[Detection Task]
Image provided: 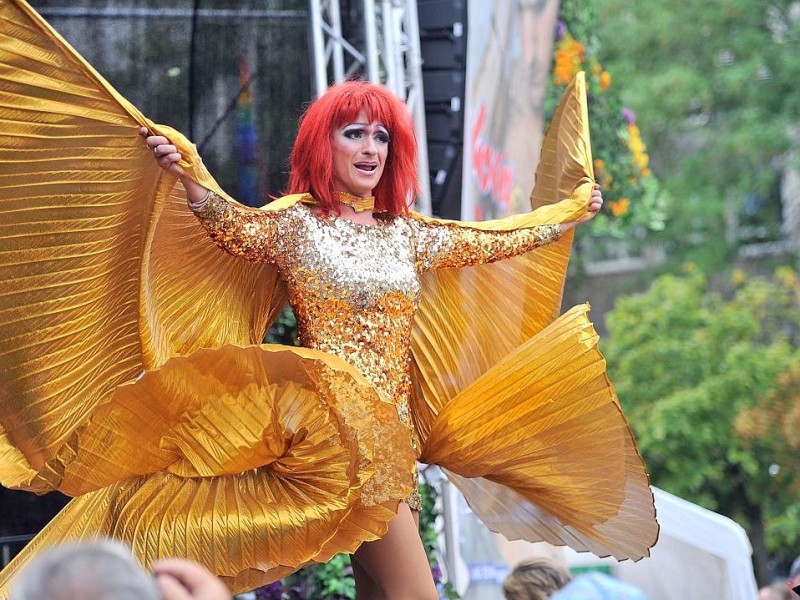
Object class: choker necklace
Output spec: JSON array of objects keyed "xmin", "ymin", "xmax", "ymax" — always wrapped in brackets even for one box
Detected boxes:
[{"xmin": 335, "ymin": 191, "xmax": 376, "ymax": 213}]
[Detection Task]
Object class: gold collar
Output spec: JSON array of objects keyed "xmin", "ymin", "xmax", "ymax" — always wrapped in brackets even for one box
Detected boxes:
[{"xmin": 335, "ymin": 191, "xmax": 376, "ymax": 213}]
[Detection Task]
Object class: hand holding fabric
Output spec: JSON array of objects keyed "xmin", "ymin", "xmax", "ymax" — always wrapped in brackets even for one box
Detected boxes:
[
  {"xmin": 154, "ymin": 558, "xmax": 232, "ymax": 600},
  {"xmin": 138, "ymin": 127, "xmax": 210, "ymax": 204},
  {"xmin": 562, "ymin": 183, "xmax": 603, "ymax": 232}
]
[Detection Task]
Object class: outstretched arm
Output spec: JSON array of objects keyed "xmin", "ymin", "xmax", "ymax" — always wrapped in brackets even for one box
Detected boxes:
[
  {"xmin": 139, "ymin": 128, "xmax": 283, "ymax": 264},
  {"xmin": 413, "ymin": 185, "xmax": 603, "ymax": 271}
]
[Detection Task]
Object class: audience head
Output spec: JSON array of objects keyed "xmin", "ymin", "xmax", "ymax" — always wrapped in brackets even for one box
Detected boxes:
[
  {"xmin": 788, "ymin": 555, "xmax": 800, "ymax": 596},
  {"xmin": 11, "ymin": 540, "xmax": 160, "ymax": 600},
  {"xmin": 759, "ymin": 582, "xmax": 795, "ymax": 600},
  {"xmin": 503, "ymin": 557, "xmax": 572, "ymax": 600}
]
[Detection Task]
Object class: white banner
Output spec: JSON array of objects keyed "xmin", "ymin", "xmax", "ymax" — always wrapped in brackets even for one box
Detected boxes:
[{"xmin": 461, "ymin": 0, "xmax": 559, "ymax": 220}]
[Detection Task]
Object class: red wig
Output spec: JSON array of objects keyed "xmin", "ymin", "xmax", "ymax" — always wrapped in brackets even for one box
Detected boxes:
[{"xmin": 286, "ymin": 81, "xmax": 419, "ymax": 216}]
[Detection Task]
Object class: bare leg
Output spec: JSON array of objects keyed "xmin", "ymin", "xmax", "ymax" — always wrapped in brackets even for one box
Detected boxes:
[
  {"xmin": 352, "ymin": 503, "xmax": 436, "ymax": 600},
  {"xmin": 352, "ymin": 510, "xmax": 422, "ymax": 599},
  {"xmin": 352, "ymin": 554, "xmax": 382, "ymax": 599}
]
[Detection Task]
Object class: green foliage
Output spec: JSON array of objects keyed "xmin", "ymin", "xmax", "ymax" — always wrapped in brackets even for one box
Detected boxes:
[
  {"xmin": 591, "ymin": 0, "xmax": 800, "ymax": 265},
  {"xmin": 419, "ymin": 479, "xmax": 461, "ymax": 599},
  {"xmin": 269, "ymin": 555, "xmax": 355, "ymax": 600},
  {"xmin": 419, "ymin": 481, "xmax": 441, "ymax": 559},
  {"xmin": 264, "ymin": 305, "xmax": 299, "ymax": 345},
  {"xmin": 547, "ymin": 0, "xmax": 670, "ymax": 238},
  {"xmin": 316, "ymin": 555, "xmax": 357, "ymax": 600},
  {"xmin": 604, "ymin": 266, "xmax": 800, "ymax": 558}
]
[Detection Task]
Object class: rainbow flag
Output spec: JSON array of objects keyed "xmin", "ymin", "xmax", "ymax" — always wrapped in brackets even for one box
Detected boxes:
[{"xmin": 236, "ymin": 58, "xmax": 259, "ymax": 206}]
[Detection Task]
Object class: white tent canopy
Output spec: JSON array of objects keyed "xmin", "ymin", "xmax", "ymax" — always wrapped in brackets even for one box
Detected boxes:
[
  {"xmin": 607, "ymin": 487, "xmax": 759, "ymax": 600},
  {"xmin": 444, "ymin": 483, "xmax": 759, "ymax": 600}
]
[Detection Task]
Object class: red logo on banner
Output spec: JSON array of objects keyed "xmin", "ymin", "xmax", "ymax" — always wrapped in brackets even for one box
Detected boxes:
[{"xmin": 471, "ymin": 103, "xmax": 514, "ymax": 212}]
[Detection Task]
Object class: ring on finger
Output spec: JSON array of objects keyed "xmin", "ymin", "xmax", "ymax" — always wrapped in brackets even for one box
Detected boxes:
[{"xmin": 152, "ymin": 144, "xmax": 161, "ymax": 157}]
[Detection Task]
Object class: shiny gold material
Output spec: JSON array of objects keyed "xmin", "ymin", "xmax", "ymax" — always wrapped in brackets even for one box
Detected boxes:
[
  {"xmin": 190, "ymin": 191, "xmax": 561, "ymax": 433},
  {"xmin": 191, "ymin": 192, "xmax": 561, "ymax": 511},
  {"xmin": 0, "ymin": 0, "xmax": 657, "ymax": 594},
  {"xmin": 335, "ymin": 191, "xmax": 377, "ymax": 212},
  {"xmin": 300, "ymin": 192, "xmax": 377, "ymax": 213}
]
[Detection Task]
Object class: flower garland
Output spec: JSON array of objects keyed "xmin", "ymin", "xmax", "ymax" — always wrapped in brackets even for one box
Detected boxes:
[
  {"xmin": 548, "ymin": 0, "xmax": 667, "ymax": 237},
  {"xmin": 553, "ymin": 33, "xmax": 585, "ymax": 86}
]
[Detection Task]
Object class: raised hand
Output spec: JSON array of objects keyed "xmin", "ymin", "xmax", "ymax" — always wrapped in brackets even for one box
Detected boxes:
[
  {"xmin": 587, "ymin": 183, "xmax": 603, "ymax": 216},
  {"xmin": 139, "ymin": 126, "xmax": 185, "ymax": 177},
  {"xmin": 152, "ymin": 558, "xmax": 231, "ymax": 600},
  {"xmin": 137, "ymin": 127, "xmax": 211, "ymax": 204},
  {"xmin": 560, "ymin": 183, "xmax": 604, "ymax": 232}
]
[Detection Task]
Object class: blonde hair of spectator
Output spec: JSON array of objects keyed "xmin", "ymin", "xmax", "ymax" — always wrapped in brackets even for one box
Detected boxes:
[{"xmin": 503, "ymin": 557, "xmax": 572, "ymax": 600}]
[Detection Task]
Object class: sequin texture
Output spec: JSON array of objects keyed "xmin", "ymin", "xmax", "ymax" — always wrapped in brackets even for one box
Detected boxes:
[{"xmin": 192, "ymin": 193, "xmax": 561, "ymax": 510}]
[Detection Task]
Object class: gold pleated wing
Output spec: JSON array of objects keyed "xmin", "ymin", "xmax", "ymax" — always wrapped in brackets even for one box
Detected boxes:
[
  {"xmin": 0, "ymin": 0, "xmax": 284, "ymax": 494},
  {"xmin": 0, "ymin": 344, "xmax": 414, "ymax": 592},
  {"xmin": 410, "ymin": 74, "xmax": 659, "ymax": 560},
  {"xmin": 410, "ymin": 74, "xmax": 591, "ymax": 437},
  {"xmin": 0, "ymin": 0, "xmax": 413, "ymax": 593},
  {"xmin": 420, "ymin": 306, "xmax": 658, "ymax": 560}
]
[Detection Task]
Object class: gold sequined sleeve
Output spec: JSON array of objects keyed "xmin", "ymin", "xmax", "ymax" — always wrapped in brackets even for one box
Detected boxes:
[
  {"xmin": 410, "ymin": 217, "xmax": 562, "ymax": 271},
  {"xmin": 190, "ymin": 190, "xmax": 285, "ymax": 264}
]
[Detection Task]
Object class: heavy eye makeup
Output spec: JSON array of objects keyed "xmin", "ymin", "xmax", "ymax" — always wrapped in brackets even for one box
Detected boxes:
[{"xmin": 342, "ymin": 125, "xmax": 390, "ymax": 144}]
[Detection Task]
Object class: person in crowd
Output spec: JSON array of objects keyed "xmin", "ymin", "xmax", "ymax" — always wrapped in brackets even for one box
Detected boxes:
[
  {"xmin": 787, "ymin": 555, "xmax": 800, "ymax": 597},
  {"xmin": 10, "ymin": 541, "xmax": 230, "ymax": 600},
  {"xmin": 759, "ymin": 582, "xmax": 795, "ymax": 600},
  {"xmin": 502, "ymin": 557, "xmax": 571, "ymax": 600}
]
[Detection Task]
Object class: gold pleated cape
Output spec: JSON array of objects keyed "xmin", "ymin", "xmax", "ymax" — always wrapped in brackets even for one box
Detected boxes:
[{"xmin": 0, "ymin": 0, "xmax": 657, "ymax": 594}]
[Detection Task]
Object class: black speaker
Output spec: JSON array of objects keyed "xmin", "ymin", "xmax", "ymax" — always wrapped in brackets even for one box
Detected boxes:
[{"xmin": 418, "ymin": 0, "xmax": 467, "ymax": 219}]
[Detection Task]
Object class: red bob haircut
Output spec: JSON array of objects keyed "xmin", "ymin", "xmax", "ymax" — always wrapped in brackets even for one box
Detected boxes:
[{"xmin": 286, "ymin": 80, "xmax": 419, "ymax": 216}]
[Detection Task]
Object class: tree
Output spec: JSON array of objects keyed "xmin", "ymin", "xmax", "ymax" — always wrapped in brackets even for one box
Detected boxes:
[
  {"xmin": 737, "ymin": 337, "xmax": 800, "ymax": 558},
  {"xmin": 592, "ymin": 0, "xmax": 800, "ymax": 267},
  {"xmin": 603, "ymin": 265, "xmax": 800, "ymax": 584}
]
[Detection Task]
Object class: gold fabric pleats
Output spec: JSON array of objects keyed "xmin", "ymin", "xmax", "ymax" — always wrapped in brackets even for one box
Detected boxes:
[
  {"xmin": 408, "ymin": 77, "xmax": 657, "ymax": 559},
  {"xmin": 0, "ymin": 0, "xmax": 658, "ymax": 595}
]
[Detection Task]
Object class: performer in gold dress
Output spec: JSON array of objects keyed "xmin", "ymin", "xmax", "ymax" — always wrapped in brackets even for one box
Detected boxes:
[{"xmin": 0, "ymin": 1, "xmax": 658, "ymax": 598}]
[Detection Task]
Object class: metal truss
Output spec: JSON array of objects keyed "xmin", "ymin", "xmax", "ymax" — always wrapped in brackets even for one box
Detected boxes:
[{"xmin": 309, "ymin": 0, "xmax": 432, "ymax": 214}]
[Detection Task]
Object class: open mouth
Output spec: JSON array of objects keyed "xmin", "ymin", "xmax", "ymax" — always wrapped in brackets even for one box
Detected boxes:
[{"xmin": 354, "ymin": 162, "xmax": 378, "ymax": 174}]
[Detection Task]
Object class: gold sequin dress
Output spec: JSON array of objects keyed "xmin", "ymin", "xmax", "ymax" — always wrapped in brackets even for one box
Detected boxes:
[
  {"xmin": 190, "ymin": 192, "xmax": 562, "ymax": 509},
  {"xmin": 0, "ymin": 1, "xmax": 658, "ymax": 595}
]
